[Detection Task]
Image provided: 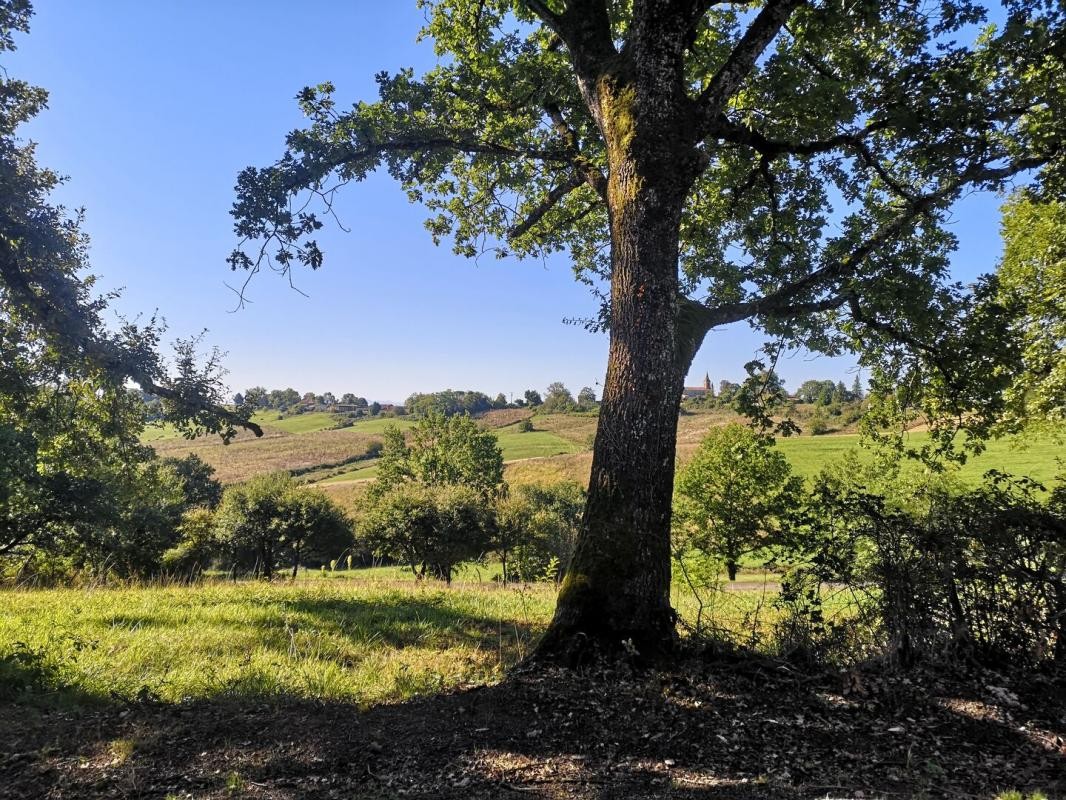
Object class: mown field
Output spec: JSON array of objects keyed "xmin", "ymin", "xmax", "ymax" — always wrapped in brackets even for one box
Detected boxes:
[
  {"xmin": 147, "ymin": 408, "xmax": 1063, "ymax": 496},
  {"xmin": 0, "ymin": 571, "xmax": 789, "ymax": 708}
]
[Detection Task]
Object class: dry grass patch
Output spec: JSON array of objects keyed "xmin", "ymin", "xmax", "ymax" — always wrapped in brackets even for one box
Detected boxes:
[{"xmin": 152, "ymin": 428, "xmax": 381, "ymax": 484}]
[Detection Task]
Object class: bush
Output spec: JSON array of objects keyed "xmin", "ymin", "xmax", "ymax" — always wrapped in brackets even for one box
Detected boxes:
[
  {"xmin": 778, "ymin": 468, "xmax": 1066, "ymax": 670},
  {"xmin": 517, "ymin": 418, "xmax": 534, "ymax": 433},
  {"xmin": 496, "ymin": 481, "xmax": 584, "ymax": 582},
  {"xmin": 214, "ymin": 474, "xmax": 353, "ymax": 580},
  {"xmin": 161, "ymin": 507, "xmax": 219, "ymax": 578},
  {"xmin": 358, "ymin": 483, "xmax": 495, "ymax": 582}
]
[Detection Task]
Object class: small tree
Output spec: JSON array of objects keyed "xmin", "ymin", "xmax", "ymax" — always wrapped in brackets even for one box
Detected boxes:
[
  {"xmin": 214, "ymin": 473, "xmax": 290, "ymax": 579},
  {"xmin": 244, "ymin": 387, "xmax": 268, "ymax": 408},
  {"xmin": 359, "ymin": 483, "xmax": 494, "ymax": 582},
  {"xmin": 523, "ymin": 389, "xmax": 542, "ymax": 408},
  {"xmin": 542, "ymin": 382, "xmax": 576, "ymax": 413},
  {"xmin": 376, "ymin": 412, "xmax": 504, "ymax": 497},
  {"xmin": 674, "ymin": 424, "xmax": 802, "ymax": 581},
  {"xmin": 214, "ymin": 473, "xmax": 352, "ymax": 579},
  {"xmin": 276, "ymin": 487, "xmax": 352, "ymax": 579},
  {"xmin": 497, "ymin": 482, "xmax": 585, "ymax": 582},
  {"xmin": 576, "ymin": 386, "xmax": 597, "ymax": 410}
]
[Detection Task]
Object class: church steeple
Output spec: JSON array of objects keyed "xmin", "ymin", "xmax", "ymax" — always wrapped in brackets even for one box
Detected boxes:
[{"xmin": 703, "ymin": 372, "xmax": 711, "ymax": 391}]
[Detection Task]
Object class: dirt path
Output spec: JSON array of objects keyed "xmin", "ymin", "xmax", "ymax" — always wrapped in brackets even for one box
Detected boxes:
[{"xmin": 3, "ymin": 660, "xmax": 1062, "ymax": 799}]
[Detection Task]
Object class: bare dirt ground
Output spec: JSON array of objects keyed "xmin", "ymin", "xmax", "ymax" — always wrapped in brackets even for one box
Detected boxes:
[{"xmin": 3, "ymin": 658, "xmax": 1063, "ymax": 799}]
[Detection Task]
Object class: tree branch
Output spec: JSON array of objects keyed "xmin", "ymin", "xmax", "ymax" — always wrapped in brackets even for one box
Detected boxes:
[
  {"xmin": 716, "ymin": 115, "xmax": 888, "ymax": 157},
  {"xmin": 507, "ymin": 171, "xmax": 585, "ymax": 240},
  {"xmin": 696, "ymin": 0, "xmax": 806, "ymax": 129},
  {"xmin": 684, "ymin": 155, "xmax": 1048, "ymax": 335},
  {"xmin": 543, "ymin": 101, "xmax": 609, "ymax": 201},
  {"xmin": 0, "ymin": 246, "xmax": 262, "ymax": 439}
]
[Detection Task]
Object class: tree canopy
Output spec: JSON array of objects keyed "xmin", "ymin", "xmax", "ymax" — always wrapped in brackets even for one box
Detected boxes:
[
  {"xmin": 996, "ymin": 194, "xmax": 1066, "ymax": 425},
  {"xmin": 232, "ymin": 1, "xmax": 1062, "ymax": 372},
  {"xmin": 230, "ymin": 0, "xmax": 1066, "ymax": 655}
]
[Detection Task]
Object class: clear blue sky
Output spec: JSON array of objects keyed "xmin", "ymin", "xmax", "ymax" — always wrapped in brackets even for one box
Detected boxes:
[{"xmin": 8, "ymin": 2, "xmax": 1009, "ymax": 403}]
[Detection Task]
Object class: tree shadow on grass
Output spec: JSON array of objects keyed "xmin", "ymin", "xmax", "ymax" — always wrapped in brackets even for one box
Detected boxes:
[
  {"xmin": 98, "ymin": 591, "xmax": 542, "ymax": 654},
  {"xmin": 2, "ymin": 655, "xmax": 1063, "ymax": 799}
]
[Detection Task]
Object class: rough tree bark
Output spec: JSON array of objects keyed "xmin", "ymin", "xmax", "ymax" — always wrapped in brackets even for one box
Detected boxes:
[{"xmin": 536, "ymin": 11, "xmax": 709, "ymax": 660}]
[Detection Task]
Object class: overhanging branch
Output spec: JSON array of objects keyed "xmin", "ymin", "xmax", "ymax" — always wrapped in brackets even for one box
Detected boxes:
[
  {"xmin": 696, "ymin": 0, "xmax": 806, "ymax": 131},
  {"xmin": 683, "ymin": 154, "xmax": 1049, "ymax": 337},
  {"xmin": 508, "ymin": 171, "xmax": 585, "ymax": 240},
  {"xmin": 0, "ymin": 245, "xmax": 262, "ymax": 439}
]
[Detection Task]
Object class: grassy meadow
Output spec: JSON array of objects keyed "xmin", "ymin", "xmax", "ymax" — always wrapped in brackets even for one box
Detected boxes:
[
  {"xmin": 0, "ymin": 567, "xmax": 801, "ymax": 708},
  {"xmin": 145, "ymin": 405, "xmax": 1062, "ymax": 496},
  {"xmin": 0, "ymin": 578, "xmax": 551, "ymax": 706}
]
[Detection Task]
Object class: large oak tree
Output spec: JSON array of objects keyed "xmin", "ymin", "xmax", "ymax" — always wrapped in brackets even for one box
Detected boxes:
[{"xmin": 231, "ymin": 1, "xmax": 1064, "ymax": 657}]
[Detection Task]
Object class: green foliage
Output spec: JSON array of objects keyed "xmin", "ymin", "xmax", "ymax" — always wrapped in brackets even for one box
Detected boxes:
[
  {"xmin": 162, "ymin": 453, "xmax": 222, "ymax": 510},
  {"xmin": 576, "ymin": 386, "xmax": 597, "ymax": 410},
  {"xmin": 405, "ymin": 389, "xmax": 491, "ymax": 418},
  {"xmin": 375, "ymin": 412, "xmax": 504, "ymax": 497},
  {"xmin": 213, "ymin": 473, "xmax": 353, "ymax": 579},
  {"xmin": 230, "ymin": 1, "xmax": 1064, "ymax": 387},
  {"xmin": 779, "ymin": 460, "xmax": 1066, "ymax": 669},
  {"xmin": 496, "ymin": 481, "xmax": 585, "ymax": 582},
  {"xmin": 540, "ymin": 382, "xmax": 576, "ymax": 413},
  {"xmin": 358, "ymin": 483, "xmax": 495, "ymax": 582},
  {"xmin": 674, "ymin": 424, "xmax": 803, "ymax": 580},
  {"xmin": 161, "ymin": 507, "xmax": 220, "ymax": 577},
  {"xmin": 0, "ymin": 5, "xmax": 255, "ymax": 440},
  {"xmin": 996, "ymin": 194, "xmax": 1066, "ymax": 425}
]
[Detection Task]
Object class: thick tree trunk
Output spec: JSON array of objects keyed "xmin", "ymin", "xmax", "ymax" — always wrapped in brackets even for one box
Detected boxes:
[
  {"xmin": 534, "ymin": 17, "xmax": 708, "ymax": 662},
  {"xmin": 538, "ymin": 153, "xmax": 702, "ymax": 660}
]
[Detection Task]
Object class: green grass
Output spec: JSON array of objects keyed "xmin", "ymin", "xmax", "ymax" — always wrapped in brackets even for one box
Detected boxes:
[
  {"xmin": 348, "ymin": 417, "xmax": 417, "ymax": 434},
  {"xmin": 139, "ymin": 423, "xmax": 184, "ymax": 442},
  {"xmin": 320, "ymin": 464, "xmax": 380, "ymax": 483},
  {"xmin": 250, "ymin": 411, "xmax": 341, "ymax": 434},
  {"xmin": 775, "ymin": 429, "xmax": 1064, "ymax": 488},
  {"xmin": 495, "ymin": 427, "xmax": 583, "ymax": 460},
  {"xmin": 0, "ymin": 565, "xmax": 792, "ymax": 707},
  {"xmin": 320, "ymin": 425, "xmax": 581, "ymax": 484},
  {"xmin": 0, "ymin": 579, "xmax": 555, "ymax": 707}
]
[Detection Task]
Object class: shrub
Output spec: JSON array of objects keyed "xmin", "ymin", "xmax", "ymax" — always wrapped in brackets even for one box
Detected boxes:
[
  {"xmin": 358, "ymin": 483, "xmax": 495, "ymax": 582},
  {"xmin": 517, "ymin": 418, "xmax": 534, "ymax": 433},
  {"xmin": 496, "ymin": 481, "xmax": 585, "ymax": 582},
  {"xmin": 779, "ymin": 468, "xmax": 1066, "ymax": 669},
  {"xmin": 161, "ymin": 507, "xmax": 219, "ymax": 578}
]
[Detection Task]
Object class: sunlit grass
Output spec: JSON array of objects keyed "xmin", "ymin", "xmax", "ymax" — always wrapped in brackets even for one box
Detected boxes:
[
  {"xmin": 320, "ymin": 427, "xmax": 580, "ymax": 484},
  {"xmin": 0, "ymin": 565, "xmax": 800, "ymax": 707},
  {"xmin": 250, "ymin": 411, "xmax": 341, "ymax": 434},
  {"xmin": 775, "ymin": 429, "xmax": 1064, "ymax": 487},
  {"xmin": 0, "ymin": 578, "xmax": 555, "ymax": 707}
]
